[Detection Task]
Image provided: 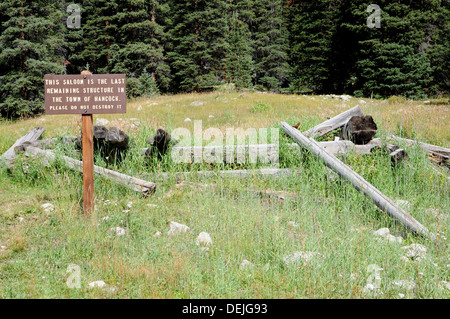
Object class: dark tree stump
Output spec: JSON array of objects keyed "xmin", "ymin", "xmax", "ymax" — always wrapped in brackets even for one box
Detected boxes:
[
  {"xmin": 146, "ymin": 128, "xmax": 171, "ymax": 160},
  {"xmin": 340, "ymin": 115, "xmax": 377, "ymax": 145}
]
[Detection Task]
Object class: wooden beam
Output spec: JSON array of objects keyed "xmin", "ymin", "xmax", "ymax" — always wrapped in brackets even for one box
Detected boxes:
[
  {"xmin": 23, "ymin": 146, "xmax": 156, "ymax": 197},
  {"xmin": 281, "ymin": 121, "xmax": 435, "ymax": 240},
  {"xmin": 82, "ymin": 114, "xmax": 94, "ymax": 215},
  {"xmin": 1, "ymin": 127, "xmax": 45, "ymax": 163},
  {"xmin": 303, "ymin": 105, "xmax": 364, "ymax": 138}
]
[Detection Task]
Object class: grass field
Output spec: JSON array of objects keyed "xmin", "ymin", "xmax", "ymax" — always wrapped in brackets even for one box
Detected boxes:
[{"xmin": 0, "ymin": 92, "xmax": 448, "ymax": 298}]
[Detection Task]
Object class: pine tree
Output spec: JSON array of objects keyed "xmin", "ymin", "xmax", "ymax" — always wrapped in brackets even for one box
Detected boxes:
[
  {"xmin": 0, "ymin": 0, "xmax": 65, "ymax": 118},
  {"xmin": 167, "ymin": 0, "xmax": 230, "ymax": 92},
  {"xmin": 107, "ymin": 0, "xmax": 171, "ymax": 93},
  {"xmin": 225, "ymin": 10, "xmax": 254, "ymax": 89},
  {"xmin": 338, "ymin": 0, "xmax": 438, "ymax": 98},
  {"xmin": 286, "ymin": 0, "xmax": 339, "ymax": 94},
  {"xmin": 65, "ymin": 0, "xmax": 119, "ymax": 75},
  {"xmin": 251, "ymin": 0, "xmax": 290, "ymax": 91}
]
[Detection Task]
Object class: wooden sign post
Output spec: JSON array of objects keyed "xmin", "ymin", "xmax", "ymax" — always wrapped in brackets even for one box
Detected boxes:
[{"xmin": 44, "ymin": 71, "xmax": 126, "ymax": 215}]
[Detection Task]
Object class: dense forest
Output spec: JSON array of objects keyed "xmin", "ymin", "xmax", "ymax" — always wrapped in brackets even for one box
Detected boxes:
[{"xmin": 0, "ymin": 0, "xmax": 449, "ymax": 118}]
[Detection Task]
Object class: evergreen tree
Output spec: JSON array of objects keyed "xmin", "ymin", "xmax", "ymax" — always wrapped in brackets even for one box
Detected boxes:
[
  {"xmin": 226, "ymin": 10, "xmax": 254, "ymax": 89},
  {"xmin": 0, "ymin": 0, "xmax": 65, "ymax": 118},
  {"xmin": 167, "ymin": 0, "xmax": 230, "ymax": 92},
  {"xmin": 338, "ymin": 0, "xmax": 438, "ymax": 98},
  {"xmin": 107, "ymin": 0, "xmax": 171, "ymax": 93},
  {"xmin": 286, "ymin": 0, "xmax": 339, "ymax": 94}
]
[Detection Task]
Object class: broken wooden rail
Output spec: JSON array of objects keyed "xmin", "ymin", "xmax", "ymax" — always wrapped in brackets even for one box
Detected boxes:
[
  {"xmin": 23, "ymin": 146, "xmax": 156, "ymax": 196},
  {"xmin": 303, "ymin": 105, "xmax": 364, "ymax": 138},
  {"xmin": 281, "ymin": 121, "xmax": 435, "ymax": 240},
  {"xmin": 142, "ymin": 138, "xmax": 406, "ymax": 164},
  {"xmin": 1, "ymin": 127, "xmax": 45, "ymax": 166}
]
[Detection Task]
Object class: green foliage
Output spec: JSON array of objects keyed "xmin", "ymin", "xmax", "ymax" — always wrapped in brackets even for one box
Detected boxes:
[{"xmin": 0, "ymin": 0, "xmax": 449, "ymax": 119}]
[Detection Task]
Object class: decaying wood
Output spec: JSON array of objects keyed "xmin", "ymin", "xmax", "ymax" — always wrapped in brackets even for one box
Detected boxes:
[
  {"xmin": 340, "ymin": 115, "xmax": 377, "ymax": 144},
  {"xmin": 281, "ymin": 121, "xmax": 435, "ymax": 240},
  {"xmin": 303, "ymin": 105, "xmax": 364, "ymax": 138},
  {"xmin": 23, "ymin": 146, "xmax": 156, "ymax": 196},
  {"xmin": 142, "ymin": 138, "xmax": 406, "ymax": 164},
  {"xmin": 75, "ymin": 125, "xmax": 129, "ymax": 150},
  {"xmin": 388, "ymin": 135, "xmax": 449, "ymax": 167},
  {"xmin": 175, "ymin": 181, "xmax": 301, "ymax": 203},
  {"xmin": 1, "ymin": 127, "xmax": 45, "ymax": 163}
]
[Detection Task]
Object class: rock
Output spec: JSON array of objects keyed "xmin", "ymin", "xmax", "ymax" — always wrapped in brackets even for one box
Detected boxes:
[
  {"xmin": 108, "ymin": 227, "xmax": 126, "ymax": 237},
  {"xmin": 208, "ymin": 115, "xmax": 214, "ymax": 118},
  {"xmin": 392, "ymin": 280, "xmax": 416, "ymax": 292},
  {"xmin": 41, "ymin": 203, "xmax": 55, "ymax": 213},
  {"xmin": 106, "ymin": 127, "xmax": 129, "ymax": 149},
  {"xmin": 283, "ymin": 251, "xmax": 324, "ymax": 266},
  {"xmin": 154, "ymin": 231, "xmax": 162, "ymax": 237},
  {"xmin": 137, "ymin": 105, "xmax": 142, "ymax": 111},
  {"xmin": 287, "ymin": 221, "xmax": 299, "ymax": 229},
  {"xmin": 374, "ymin": 228, "xmax": 402, "ymax": 243},
  {"xmin": 167, "ymin": 221, "xmax": 190, "ymax": 236},
  {"xmin": 88, "ymin": 280, "xmax": 118, "ymax": 293},
  {"xmin": 196, "ymin": 232, "xmax": 212, "ymax": 251},
  {"xmin": 95, "ymin": 118, "xmax": 110, "ymax": 126},
  {"xmin": 439, "ymin": 281, "xmax": 450, "ymax": 291},
  {"xmin": 240, "ymin": 259, "xmax": 254, "ymax": 270},
  {"xmin": 184, "ymin": 118, "xmax": 192, "ymax": 122},
  {"xmin": 401, "ymin": 243, "xmax": 427, "ymax": 261},
  {"xmin": 88, "ymin": 280, "xmax": 107, "ymax": 289},
  {"xmin": 93, "ymin": 125, "xmax": 108, "ymax": 140},
  {"xmin": 374, "ymin": 228, "xmax": 390, "ymax": 237},
  {"xmin": 190, "ymin": 101, "xmax": 205, "ymax": 106}
]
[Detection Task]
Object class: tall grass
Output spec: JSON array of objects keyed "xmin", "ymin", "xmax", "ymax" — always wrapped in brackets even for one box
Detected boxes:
[{"xmin": 0, "ymin": 92, "xmax": 448, "ymax": 298}]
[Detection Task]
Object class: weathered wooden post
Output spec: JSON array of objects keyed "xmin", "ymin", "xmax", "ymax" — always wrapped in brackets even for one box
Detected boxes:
[
  {"xmin": 81, "ymin": 69, "xmax": 94, "ymax": 215},
  {"xmin": 44, "ymin": 71, "xmax": 126, "ymax": 216}
]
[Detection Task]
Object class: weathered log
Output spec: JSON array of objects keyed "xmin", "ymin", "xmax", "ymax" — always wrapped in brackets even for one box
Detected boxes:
[
  {"xmin": 339, "ymin": 115, "xmax": 377, "ymax": 144},
  {"xmin": 303, "ymin": 105, "xmax": 364, "ymax": 138},
  {"xmin": 1, "ymin": 127, "xmax": 45, "ymax": 162},
  {"xmin": 141, "ymin": 139, "xmax": 406, "ymax": 164},
  {"xmin": 23, "ymin": 146, "xmax": 156, "ymax": 196},
  {"xmin": 388, "ymin": 135, "xmax": 448, "ymax": 167},
  {"xmin": 281, "ymin": 121, "xmax": 435, "ymax": 240},
  {"xmin": 388, "ymin": 135, "xmax": 449, "ymax": 158}
]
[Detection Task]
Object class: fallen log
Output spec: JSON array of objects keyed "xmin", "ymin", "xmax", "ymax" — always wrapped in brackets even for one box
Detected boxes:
[
  {"xmin": 1, "ymin": 127, "xmax": 45, "ymax": 163},
  {"xmin": 23, "ymin": 146, "xmax": 156, "ymax": 196},
  {"xmin": 281, "ymin": 121, "xmax": 435, "ymax": 240},
  {"xmin": 388, "ymin": 135, "xmax": 449, "ymax": 167},
  {"xmin": 303, "ymin": 105, "xmax": 364, "ymax": 138},
  {"xmin": 142, "ymin": 139, "xmax": 406, "ymax": 164},
  {"xmin": 175, "ymin": 181, "xmax": 301, "ymax": 203}
]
